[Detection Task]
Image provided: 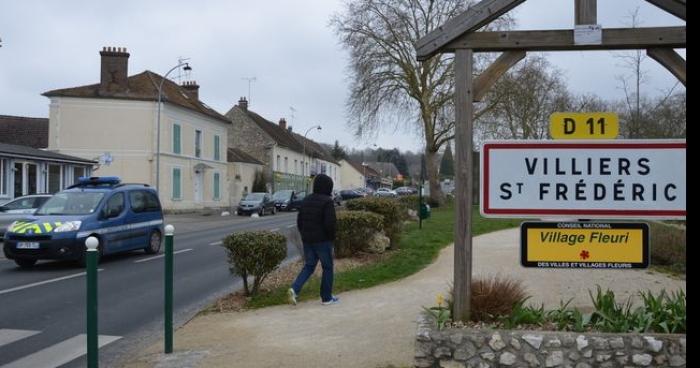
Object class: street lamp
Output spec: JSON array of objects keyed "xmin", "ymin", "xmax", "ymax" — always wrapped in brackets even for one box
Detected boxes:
[
  {"xmin": 302, "ymin": 125, "xmax": 322, "ymax": 177},
  {"xmin": 156, "ymin": 60, "xmax": 192, "ymax": 194}
]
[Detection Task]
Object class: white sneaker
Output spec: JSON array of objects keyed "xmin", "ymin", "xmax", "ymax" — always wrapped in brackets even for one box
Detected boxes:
[
  {"xmin": 321, "ymin": 296, "xmax": 339, "ymax": 305},
  {"xmin": 288, "ymin": 288, "xmax": 297, "ymax": 305}
]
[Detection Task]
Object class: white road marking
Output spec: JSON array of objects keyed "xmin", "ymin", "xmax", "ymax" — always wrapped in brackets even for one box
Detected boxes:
[
  {"xmin": 270, "ymin": 228, "xmax": 279, "ymax": 232},
  {"xmin": 134, "ymin": 248, "xmax": 193, "ymax": 263},
  {"xmin": 0, "ymin": 329, "xmax": 40, "ymax": 348},
  {"xmin": 0, "ymin": 270, "xmax": 104, "ymax": 296},
  {"xmin": 208, "ymin": 241, "xmax": 223, "ymax": 246},
  {"xmin": 0, "ymin": 334, "xmax": 121, "ymax": 368},
  {"xmin": 286, "ymin": 225, "xmax": 295, "ymax": 228}
]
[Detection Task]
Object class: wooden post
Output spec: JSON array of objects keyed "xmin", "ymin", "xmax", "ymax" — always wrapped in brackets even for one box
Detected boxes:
[
  {"xmin": 453, "ymin": 49, "xmax": 474, "ymax": 322},
  {"xmin": 647, "ymin": 48, "xmax": 686, "ymax": 86},
  {"xmin": 575, "ymin": 0, "xmax": 597, "ymax": 25}
]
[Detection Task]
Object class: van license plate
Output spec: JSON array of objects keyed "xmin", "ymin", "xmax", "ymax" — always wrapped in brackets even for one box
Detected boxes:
[{"xmin": 17, "ymin": 242, "xmax": 40, "ymax": 249}]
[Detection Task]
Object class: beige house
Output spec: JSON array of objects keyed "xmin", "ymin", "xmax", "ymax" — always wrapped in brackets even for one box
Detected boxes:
[
  {"xmin": 227, "ymin": 147, "xmax": 264, "ymax": 206},
  {"xmin": 339, "ymin": 159, "xmax": 366, "ymax": 190},
  {"xmin": 43, "ymin": 47, "xmax": 230, "ymax": 211}
]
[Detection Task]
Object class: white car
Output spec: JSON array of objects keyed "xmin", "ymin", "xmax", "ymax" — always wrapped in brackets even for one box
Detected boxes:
[
  {"xmin": 0, "ymin": 194, "xmax": 52, "ymax": 214},
  {"xmin": 374, "ymin": 188, "xmax": 397, "ymax": 198}
]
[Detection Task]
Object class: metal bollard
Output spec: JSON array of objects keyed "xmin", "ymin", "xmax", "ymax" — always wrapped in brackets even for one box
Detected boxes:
[
  {"xmin": 85, "ymin": 236, "xmax": 99, "ymax": 368},
  {"xmin": 164, "ymin": 224, "xmax": 174, "ymax": 354}
]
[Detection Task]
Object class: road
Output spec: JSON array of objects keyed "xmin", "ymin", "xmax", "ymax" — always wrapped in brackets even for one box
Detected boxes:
[{"xmin": 0, "ymin": 211, "xmax": 299, "ymax": 368}]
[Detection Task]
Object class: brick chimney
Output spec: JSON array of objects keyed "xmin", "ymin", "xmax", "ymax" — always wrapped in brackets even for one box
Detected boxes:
[
  {"xmin": 99, "ymin": 46, "xmax": 129, "ymax": 92},
  {"xmin": 279, "ymin": 118, "xmax": 287, "ymax": 130},
  {"xmin": 238, "ymin": 97, "xmax": 248, "ymax": 112},
  {"xmin": 181, "ymin": 80, "xmax": 200, "ymax": 100}
]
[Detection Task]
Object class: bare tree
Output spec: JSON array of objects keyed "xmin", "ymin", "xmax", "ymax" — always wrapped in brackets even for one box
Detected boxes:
[
  {"xmin": 476, "ymin": 56, "xmax": 571, "ymax": 142},
  {"xmin": 331, "ymin": 0, "xmax": 509, "ymax": 205}
]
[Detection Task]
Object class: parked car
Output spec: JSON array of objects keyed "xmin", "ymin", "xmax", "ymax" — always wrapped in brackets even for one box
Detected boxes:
[
  {"xmin": 0, "ymin": 194, "xmax": 53, "ymax": 214},
  {"xmin": 395, "ymin": 186, "xmax": 417, "ymax": 196},
  {"xmin": 0, "ymin": 194, "xmax": 53, "ymax": 242},
  {"xmin": 288, "ymin": 191, "xmax": 307, "ymax": 211},
  {"xmin": 339, "ymin": 189, "xmax": 364, "ymax": 201},
  {"xmin": 374, "ymin": 188, "xmax": 397, "ymax": 198},
  {"xmin": 3, "ymin": 176, "xmax": 164, "ymax": 268},
  {"xmin": 237, "ymin": 192, "xmax": 276, "ymax": 216},
  {"xmin": 272, "ymin": 189, "xmax": 296, "ymax": 211},
  {"xmin": 332, "ymin": 191, "xmax": 343, "ymax": 206}
]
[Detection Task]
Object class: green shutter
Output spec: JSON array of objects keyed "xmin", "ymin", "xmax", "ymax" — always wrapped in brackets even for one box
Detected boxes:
[
  {"xmin": 213, "ymin": 172, "xmax": 220, "ymax": 200},
  {"xmin": 214, "ymin": 135, "xmax": 220, "ymax": 161},
  {"xmin": 173, "ymin": 124, "xmax": 181, "ymax": 154},
  {"xmin": 172, "ymin": 168, "xmax": 181, "ymax": 199}
]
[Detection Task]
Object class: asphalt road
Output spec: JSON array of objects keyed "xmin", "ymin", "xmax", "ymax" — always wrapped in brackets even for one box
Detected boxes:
[{"xmin": 0, "ymin": 211, "xmax": 299, "ymax": 367}]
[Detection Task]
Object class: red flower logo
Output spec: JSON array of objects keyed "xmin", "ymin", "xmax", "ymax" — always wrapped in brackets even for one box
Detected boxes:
[{"xmin": 580, "ymin": 250, "xmax": 590, "ymax": 260}]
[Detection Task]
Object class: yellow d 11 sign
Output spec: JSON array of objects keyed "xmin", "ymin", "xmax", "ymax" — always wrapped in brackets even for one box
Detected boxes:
[
  {"xmin": 520, "ymin": 222, "xmax": 649, "ymax": 269},
  {"xmin": 550, "ymin": 112, "xmax": 619, "ymax": 139}
]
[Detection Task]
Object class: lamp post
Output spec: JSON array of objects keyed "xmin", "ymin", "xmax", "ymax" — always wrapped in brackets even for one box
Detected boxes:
[
  {"xmin": 156, "ymin": 60, "xmax": 192, "ymax": 194},
  {"xmin": 302, "ymin": 125, "xmax": 322, "ymax": 177}
]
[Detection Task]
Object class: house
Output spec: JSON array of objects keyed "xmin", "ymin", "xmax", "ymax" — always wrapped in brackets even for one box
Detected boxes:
[
  {"xmin": 227, "ymin": 147, "xmax": 264, "ymax": 206},
  {"xmin": 0, "ymin": 115, "xmax": 49, "ymax": 149},
  {"xmin": 364, "ymin": 161, "xmax": 399, "ymax": 188},
  {"xmin": 339, "ymin": 159, "xmax": 366, "ymax": 190},
  {"xmin": 42, "ymin": 47, "xmax": 230, "ymax": 211},
  {"xmin": 226, "ymin": 98, "xmax": 341, "ymax": 193},
  {"xmin": 0, "ymin": 141, "xmax": 95, "ymax": 202}
]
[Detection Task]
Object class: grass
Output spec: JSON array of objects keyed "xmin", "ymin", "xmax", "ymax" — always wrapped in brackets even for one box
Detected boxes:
[{"xmin": 246, "ymin": 205, "xmax": 522, "ymax": 309}]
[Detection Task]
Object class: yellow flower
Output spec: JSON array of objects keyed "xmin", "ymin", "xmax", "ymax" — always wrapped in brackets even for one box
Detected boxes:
[{"xmin": 436, "ymin": 293, "xmax": 445, "ymax": 307}]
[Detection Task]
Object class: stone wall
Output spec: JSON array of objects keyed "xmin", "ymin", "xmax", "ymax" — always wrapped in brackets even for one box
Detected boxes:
[{"xmin": 415, "ymin": 313, "xmax": 686, "ymax": 368}]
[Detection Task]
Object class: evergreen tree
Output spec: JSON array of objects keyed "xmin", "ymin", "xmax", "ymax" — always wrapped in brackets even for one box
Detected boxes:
[
  {"xmin": 331, "ymin": 140, "xmax": 347, "ymax": 161},
  {"xmin": 439, "ymin": 142, "xmax": 454, "ymax": 179},
  {"xmin": 252, "ymin": 170, "xmax": 267, "ymax": 192}
]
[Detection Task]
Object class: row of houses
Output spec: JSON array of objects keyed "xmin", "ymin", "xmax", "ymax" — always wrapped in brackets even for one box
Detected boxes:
[{"xmin": 0, "ymin": 47, "xmax": 392, "ymax": 210}]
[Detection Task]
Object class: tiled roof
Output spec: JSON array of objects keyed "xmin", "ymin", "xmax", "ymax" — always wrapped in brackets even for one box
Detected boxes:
[
  {"xmin": 291, "ymin": 133, "xmax": 338, "ymax": 165},
  {"xmin": 343, "ymin": 159, "xmax": 379, "ymax": 177},
  {"xmin": 43, "ymin": 71, "xmax": 229, "ymax": 123},
  {"xmin": 237, "ymin": 108, "xmax": 304, "ymax": 152},
  {"xmin": 0, "ymin": 115, "xmax": 49, "ymax": 148},
  {"xmin": 227, "ymin": 148, "xmax": 264, "ymax": 165},
  {"xmin": 365, "ymin": 161, "xmax": 400, "ymax": 177},
  {"xmin": 0, "ymin": 142, "xmax": 95, "ymax": 164}
]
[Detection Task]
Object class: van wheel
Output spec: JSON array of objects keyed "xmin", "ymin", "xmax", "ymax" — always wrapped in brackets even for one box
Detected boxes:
[
  {"xmin": 144, "ymin": 231, "xmax": 162, "ymax": 254},
  {"xmin": 15, "ymin": 258, "xmax": 37, "ymax": 268}
]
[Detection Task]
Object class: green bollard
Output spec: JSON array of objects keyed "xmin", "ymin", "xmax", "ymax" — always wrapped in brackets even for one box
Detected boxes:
[
  {"xmin": 85, "ymin": 236, "xmax": 99, "ymax": 368},
  {"xmin": 164, "ymin": 224, "xmax": 174, "ymax": 354}
]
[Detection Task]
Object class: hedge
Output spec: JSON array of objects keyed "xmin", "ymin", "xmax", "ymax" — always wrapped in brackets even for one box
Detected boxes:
[
  {"xmin": 345, "ymin": 197, "xmax": 404, "ymax": 248},
  {"xmin": 221, "ymin": 231, "xmax": 287, "ymax": 296},
  {"xmin": 335, "ymin": 210, "xmax": 384, "ymax": 258}
]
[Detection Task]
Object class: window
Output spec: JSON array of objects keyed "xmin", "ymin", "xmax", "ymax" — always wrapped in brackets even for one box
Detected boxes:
[
  {"xmin": 172, "ymin": 168, "xmax": 182, "ymax": 199},
  {"xmin": 48, "ymin": 164, "xmax": 62, "ymax": 193},
  {"xmin": 214, "ymin": 135, "xmax": 220, "ymax": 161},
  {"xmin": 195, "ymin": 130, "xmax": 202, "ymax": 158},
  {"xmin": 284, "ymin": 157, "xmax": 288, "ymax": 173},
  {"xmin": 213, "ymin": 172, "xmax": 220, "ymax": 200},
  {"xmin": 276, "ymin": 155, "xmax": 281, "ymax": 171},
  {"xmin": 130, "ymin": 190, "xmax": 161, "ymax": 213},
  {"xmin": 73, "ymin": 166, "xmax": 85, "ymax": 184},
  {"xmin": 0, "ymin": 159, "xmax": 7, "ymax": 195},
  {"xmin": 104, "ymin": 193, "xmax": 125, "ymax": 217},
  {"xmin": 294, "ymin": 160, "xmax": 298, "ymax": 175},
  {"xmin": 173, "ymin": 124, "xmax": 181, "ymax": 154},
  {"xmin": 26, "ymin": 163, "xmax": 38, "ymax": 195}
]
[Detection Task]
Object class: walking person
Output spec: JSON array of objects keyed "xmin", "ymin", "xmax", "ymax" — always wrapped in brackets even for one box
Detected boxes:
[{"xmin": 288, "ymin": 174, "xmax": 339, "ymax": 305}]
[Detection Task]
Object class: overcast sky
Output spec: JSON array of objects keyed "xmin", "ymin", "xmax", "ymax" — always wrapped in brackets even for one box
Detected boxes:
[{"xmin": 0, "ymin": 0, "xmax": 685, "ymax": 153}]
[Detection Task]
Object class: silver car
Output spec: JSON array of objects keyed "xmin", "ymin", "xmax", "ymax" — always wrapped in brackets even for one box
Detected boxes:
[
  {"xmin": 0, "ymin": 194, "xmax": 53, "ymax": 241},
  {"xmin": 374, "ymin": 188, "xmax": 397, "ymax": 198}
]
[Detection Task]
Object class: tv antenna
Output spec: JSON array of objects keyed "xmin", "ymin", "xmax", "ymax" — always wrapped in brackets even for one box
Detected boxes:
[
  {"xmin": 242, "ymin": 76, "xmax": 257, "ymax": 104},
  {"xmin": 174, "ymin": 56, "xmax": 192, "ymax": 83},
  {"xmin": 289, "ymin": 106, "xmax": 297, "ymax": 127}
]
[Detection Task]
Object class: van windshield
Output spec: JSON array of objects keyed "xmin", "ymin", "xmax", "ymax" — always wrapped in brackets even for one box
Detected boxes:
[{"xmin": 36, "ymin": 192, "xmax": 105, "ymax": 215}]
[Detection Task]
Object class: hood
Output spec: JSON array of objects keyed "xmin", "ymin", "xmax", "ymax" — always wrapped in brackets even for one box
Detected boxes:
[
  {"xmin": 239, "ymin": 200, "xmax": 262, "ymax": 206},
  {"xmin": 313, "ymin": 174, "xmax": 333, "ymax": 196},
  {"xmin": 7, "ymin": 215, "xmax": 85, "ymax": 235}
]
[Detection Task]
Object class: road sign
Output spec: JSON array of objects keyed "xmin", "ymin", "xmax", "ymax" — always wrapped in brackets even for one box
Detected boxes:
[
  {"xmin": 480, "ymin": 140, "xmax": 686, "ymax": 219},
  {"xmin": 520, "ymin": 222, "xmax": 649, "ymax": 269},
  {"xmin": 550, "ymin": 112, "xmax": 619, "ymax": 139}
]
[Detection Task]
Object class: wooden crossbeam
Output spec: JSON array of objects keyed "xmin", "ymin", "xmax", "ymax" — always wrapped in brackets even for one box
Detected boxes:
[
  {"xmin": 647, "ymin": 48, "xmax": 686, "ymax": 86},
  {"xmin": 645, "ymin": 0, "xmax": 686, "ymax": 21},
  {"xmin": 415, "ymin": 0, "xmax": 525, "ymax": 61},
  {"xmin": 473, "ymin": 51, "xmax": 526, "ymax": 102},
  {"xmin": 446, "ymin": 27, "xmax": 685, "ymax": 52}
]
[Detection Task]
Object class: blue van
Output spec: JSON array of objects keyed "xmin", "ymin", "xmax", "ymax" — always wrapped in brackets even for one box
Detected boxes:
[{"xmin": 3, "ymin": 177, "xmax": 164, "ymax": 268}]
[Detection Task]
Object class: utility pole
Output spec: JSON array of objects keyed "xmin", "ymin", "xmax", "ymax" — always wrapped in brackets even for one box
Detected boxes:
[{"xmin": 242, "ymin": 77, "xmax": 257, "ymax": 104}]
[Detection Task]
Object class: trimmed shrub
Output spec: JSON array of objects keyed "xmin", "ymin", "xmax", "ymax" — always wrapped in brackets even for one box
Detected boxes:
[
  {"xmin": 221, "ymin": 231, "xmax": 286, "ymax": 296},
  {"xmin": 335, "ymin": 210, "xmax": 384, "ymax": 258},
  {"xmin": 396, "ymin": 195, "xmax": 420, "ymax": 212},
  {"xmin": 649, "ymin": 221, "xmax": 686, "ymax": 273},
  {"xmin": 345, "ymin": 197, "xmax": 404, "ymax": 247}
]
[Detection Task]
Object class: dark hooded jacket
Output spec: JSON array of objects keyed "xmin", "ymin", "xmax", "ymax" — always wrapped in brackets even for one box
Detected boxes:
[{"xmin": 297, "ymin": 174, "xmax": 336, "ymax": 244}]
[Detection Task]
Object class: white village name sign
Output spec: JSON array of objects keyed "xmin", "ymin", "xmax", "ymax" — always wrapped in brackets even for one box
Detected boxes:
[{"xmin": 480, "ymin": 140, "xmax": 686, "ymax": 219}]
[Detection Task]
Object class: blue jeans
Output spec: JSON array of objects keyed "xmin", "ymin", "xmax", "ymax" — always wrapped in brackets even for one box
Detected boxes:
[{"xmin": 291, "ymin": 241, "xmax": 334, "ymax": 302}]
